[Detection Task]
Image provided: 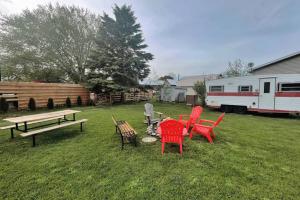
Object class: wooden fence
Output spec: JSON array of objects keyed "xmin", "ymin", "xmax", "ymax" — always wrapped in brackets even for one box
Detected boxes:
[
  {"xmin": 93, "ymin": 88, "xmax": 151, "ymax": 104},
  {"xmin": 110, "ymin": 88, "xmax": 151, "ymax": 103},
  {"xmin": 0, "ymin": 82, "xmax": 89, "ymax": 110}
]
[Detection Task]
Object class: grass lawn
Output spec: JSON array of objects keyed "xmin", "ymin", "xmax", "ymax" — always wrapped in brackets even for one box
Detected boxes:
[{"xmin": 0, "ymin": 102, "xmax": 299, "ymax": 199}]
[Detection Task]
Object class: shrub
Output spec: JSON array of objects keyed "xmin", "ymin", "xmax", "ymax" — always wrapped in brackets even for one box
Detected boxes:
[
  {"xmin": 47, "ymin": 98, "xmax": 54, "ymax": 109},
  {"xmin": 66, "ymin": 97, "xmax": 71, "ymax": 108},
  {"xmin": 0, "ymin": 98, "xmax": 9, "ymax": 112},
  {"xmin": 88, "ymin": 99, "xmax": 95, "ymax": 106},
  {"xmin": 28, "ymin": 98, "xmax": 36, "ymax": 111},
  {"xmin": 77, "ymin": 96, "xmax": 82, "ymax": 106},
  {"xmin": 193, "ymin": 81, "xmax": 206, "ymax": 107}
]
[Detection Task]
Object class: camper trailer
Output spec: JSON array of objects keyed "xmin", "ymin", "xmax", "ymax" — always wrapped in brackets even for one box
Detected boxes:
[{"xmin": 205, "ymin": 74, "xmax": 300, "ymax": 114}]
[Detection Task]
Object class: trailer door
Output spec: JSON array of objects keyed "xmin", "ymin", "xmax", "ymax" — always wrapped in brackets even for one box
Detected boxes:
[{"xmin": 259, "ymin": 78, "xmax": 276, "ymax": 109}]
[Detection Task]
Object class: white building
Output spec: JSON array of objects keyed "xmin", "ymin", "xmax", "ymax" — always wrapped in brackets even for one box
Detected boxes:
[
  {"xmin": 177, "ymin": 74, "xmax": 218, "ymax": 95},
  {"xmin": 177, "ymin": 74, "xmax": 218, "ymax": 105}
]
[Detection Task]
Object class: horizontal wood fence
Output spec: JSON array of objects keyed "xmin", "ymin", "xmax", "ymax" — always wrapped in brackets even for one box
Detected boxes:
[{"xmin": 0, "ymin": 82, "xmax": 89, "ymax": 110}]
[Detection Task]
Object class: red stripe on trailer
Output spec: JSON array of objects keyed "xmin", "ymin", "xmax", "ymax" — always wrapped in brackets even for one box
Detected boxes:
[
  {"xmin": 207, "ymin": 92, "xmax": 259, "ymax": 96},
  {"xmin": 248, "ymin": 108, "xmax": 300, "ymax": 113},
  {"xmin": 275, "ymin": 92, "xmax": 300, "ymax": 97}
]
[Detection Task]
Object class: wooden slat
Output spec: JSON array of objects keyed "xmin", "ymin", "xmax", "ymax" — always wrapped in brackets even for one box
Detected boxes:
[
  {"xmin": 116, "ymin": 121, "xmax": 136, "ymax": 137},
  {"xmin": 0, "ymin": 116, "xmax": 64, "ymax": 130},
  {"xmin": 20, "ymin": 119, "xmax": 88, "ymax": 137},
  {"xmin": 4, "ymin": 109, "xmax": 80, "ymax": 123},
  {"xmin": 0, "ymin": 82, "xmax": 89, "ymax": 109}
]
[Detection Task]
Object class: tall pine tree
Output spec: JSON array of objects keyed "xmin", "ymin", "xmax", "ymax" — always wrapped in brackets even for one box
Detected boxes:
[{"xmin": 87, "ymin": 5, "xmax": 153, "ymax": 93}]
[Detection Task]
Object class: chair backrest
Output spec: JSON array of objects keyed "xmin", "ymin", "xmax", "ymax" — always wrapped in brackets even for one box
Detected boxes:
[
  {"xmin": 186, "ymin": 106, "xmax": 203, "ymax": 130},
  {"xmin": 144, "ymin": 103, "xmax": 154, "ymax": 119},
  {"xmin": 213, "ymin": 113, "xmax": 225, "ymax": 127},
  {"xmin": 160, "ymin": 120, "xmax": 184, "ymax": 143},
  {"xmin": 111, "ymin": 115, "xmax": 117, "ymax": 126},
  {"xmin": 190, "ymin": 106, "xmax": 203, "ymax": 123}
]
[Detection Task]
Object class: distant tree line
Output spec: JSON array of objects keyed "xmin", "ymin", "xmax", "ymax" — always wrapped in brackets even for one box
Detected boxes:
[
  {"xmin": 0, "ymin": 3, "xmax": 153, "ymax": 93},
  {"xmin": 223, "ymin": 59, "xmax": 254, "ymax": 77}
]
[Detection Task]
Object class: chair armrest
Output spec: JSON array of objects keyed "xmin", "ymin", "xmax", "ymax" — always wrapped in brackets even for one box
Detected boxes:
[
  {"xmin": 155, "ymin": 111, "xmax": 164, "ymax": 119},
  {"xmin": 193, "ymin": 124, "xmax": 213, "ymax": 129},
  {"xmin": 198, "ymin": 119, "xmax": 215, "ymax": 124},
  {"xmin": 178, "ymin": 114, "xmax": 189, "ymax": 120}
]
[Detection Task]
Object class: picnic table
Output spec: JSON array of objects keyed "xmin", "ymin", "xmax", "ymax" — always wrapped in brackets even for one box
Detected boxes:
[
  {"xmin": 4, "ymin": 109, "xmax": 80, "ymax": 132},
  {"xmin": 2, "ymin": 109, "xmax": 87, "ymax": 146}
]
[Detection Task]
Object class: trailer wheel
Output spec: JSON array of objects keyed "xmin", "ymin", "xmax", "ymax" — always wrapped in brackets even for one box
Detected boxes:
[
  {"xmin": 234, "ymin": 106, "xmax": 247, "ymax": 114},
  {"xmin": 220, "ymin": 105, "xmax": 233, "ymax": 113}
]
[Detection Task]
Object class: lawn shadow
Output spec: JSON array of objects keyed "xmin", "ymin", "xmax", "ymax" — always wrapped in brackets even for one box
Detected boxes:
[
  {"xmin": 2, "ymin": 129, "xmax": 84, "ymax": 149},
  {"xmin": 36, "ymin": 129, "xmax": 83, "ymax": 146},
  {"xmin": 189, "ymin": 134, "xmax": 226, "ymax": 145},
  {"xmin": 162, "ymin": 143, "xmax": 183, "ymax": 154}
]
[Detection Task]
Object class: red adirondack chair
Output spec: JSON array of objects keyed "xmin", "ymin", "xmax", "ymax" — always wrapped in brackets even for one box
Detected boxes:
[
  {"xmin": 190, "ymin": 113, "xmax": 225, "ymax": 143},
  {"xmin": 178, "ymin": 106, "xmax": 203, "ymax": 131},
  {"xmin": 160, "ymin": 120, "xmax": 185, "ymax": 155}
]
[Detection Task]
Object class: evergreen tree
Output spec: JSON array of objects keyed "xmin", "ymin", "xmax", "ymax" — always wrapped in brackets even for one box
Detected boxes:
[{"xmin": 87, "ymin": 5, "xmax": 153, "ymax": 93}]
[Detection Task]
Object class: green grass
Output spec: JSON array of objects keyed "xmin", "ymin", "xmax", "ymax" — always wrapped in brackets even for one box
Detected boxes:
[{"xmin": 0, "ymin": 103, "xmax": 299, "ymax": 199}]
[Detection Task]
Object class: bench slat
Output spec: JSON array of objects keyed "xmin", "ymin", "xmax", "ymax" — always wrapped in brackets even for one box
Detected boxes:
[
  {"xmin": 20, "ymin": 119, "xmax": 88, "ymax": 137},
  {"xmin": 124, "ymin": 121, "xmax": 137, "ymax": 135},
  {"xmin": 117, "ymin": 122, "xmax": 136, "ymax": 137}
]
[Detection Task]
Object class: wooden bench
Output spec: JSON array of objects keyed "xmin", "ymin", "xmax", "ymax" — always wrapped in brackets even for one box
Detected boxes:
[
  {"xmin": 112, "ymin": 116, "xmax": 137, "ymax": 149},
  {"xmin": 20, "ymin": 119, "xmax": 88, "ymax": 147},
  {"xmin": 0, "ymin": 116, "xmax": 64, "ymax": 139}
]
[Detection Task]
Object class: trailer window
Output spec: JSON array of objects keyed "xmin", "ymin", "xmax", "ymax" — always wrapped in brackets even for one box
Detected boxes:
[
  {"xmin": 279, "ymin": 83, "xmax": 300, "ymax": 91},
  {"xmin": 209, "ymin": 86, "xmax": 224, "ymax": 92},
  {"xmin": 264, "ymin": 82, "xmax": 270, "ymax": 93},
  {"xmin": 238, "ymin": 85, "xmax": 252, "ymax": 92}
]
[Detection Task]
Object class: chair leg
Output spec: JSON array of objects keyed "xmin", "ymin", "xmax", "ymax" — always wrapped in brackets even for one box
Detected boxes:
[
  {"xmin": 189, "ymin": 132, "xmax": 193, "ymax": 139},
  {"xmin": 161, "ymin": 142, "xmax": 165, "ymax": 154},
  {"xmin": 179, "ymin": 143, "xmax": 183, "ymax": 155},
  {"xmin": 120, "ymin": 135, "xmax": 124, "ymax": 150},
  {"xmin": 206, "ymin": 134, "xmax": 214, "ymax": 144},
  {"xmin": 211, "ymin": 130, "xmax": 216, "ymax": 139},
  {"xmin": 134, "ymin": 136, "xmax": 137, "ymax": 147}
]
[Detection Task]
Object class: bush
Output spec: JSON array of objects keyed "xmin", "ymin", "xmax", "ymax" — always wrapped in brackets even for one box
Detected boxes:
[
  {"xmin": 193, "ymin": 81, "xmax": 206, "ymax": 107},
  {"xmin": 77, "ymin": 96, "xmax": 82, "ymax": 106},
  {"xmin": 0, "ymin": 98, "xmax": 9, "ymax": 112},
  {"xmin": 66, "ymin": 97, "xmax": 71, "ymax": 108},
  {"xmin": 28, "ymin": 98, "xmax": 36, "ymax": 111},
  {"xmin": 47, "ymin": 98, "xmax": 54, "ymax": 109},
  {"xmin": 88, "ymin": 99, "xmax": 95, "ymax": 106}
]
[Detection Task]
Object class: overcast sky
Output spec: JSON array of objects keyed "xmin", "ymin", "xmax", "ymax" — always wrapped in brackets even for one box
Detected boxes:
[{"xmin": 1, "ymin": 0, "xmax": 300, "ymax": 78}]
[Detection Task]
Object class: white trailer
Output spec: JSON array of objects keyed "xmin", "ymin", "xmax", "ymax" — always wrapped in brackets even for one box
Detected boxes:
[{"xmin": 205, "ymin": 74, "xmax": 300, "ymax": 114}]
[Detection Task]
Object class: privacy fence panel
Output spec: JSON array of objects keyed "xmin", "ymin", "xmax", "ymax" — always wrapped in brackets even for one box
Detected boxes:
[{"xmin": 0, "ymin": 82, "xmax": 89, "ymax": 110}]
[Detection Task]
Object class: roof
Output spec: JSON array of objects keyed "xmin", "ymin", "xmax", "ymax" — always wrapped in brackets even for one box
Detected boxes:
[
  {"xmin": 251, "ymin": 51, "xmax": 300, "ymax": 72},
  {"xmin": 177, "ymin": 74, "xmax": 218, "ymax": 87}
]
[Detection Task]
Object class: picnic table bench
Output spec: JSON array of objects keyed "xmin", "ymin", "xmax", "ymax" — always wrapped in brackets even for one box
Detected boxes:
[
  {"xmin": 1, "ymin": 109, "xmax": 87, "ymax": 147},
  {"xmin": 112, "ymin": 116, "xmax": 137, "ymax": 149}
]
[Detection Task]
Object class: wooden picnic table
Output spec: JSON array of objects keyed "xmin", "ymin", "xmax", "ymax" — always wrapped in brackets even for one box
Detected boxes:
[
  {"xmin": 2, "ymin": 109, "xmax": 87, "ymax": 147},
  {"xmin": 4, "ymin": 109, "xmax": 80, "ymax": 132}
]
